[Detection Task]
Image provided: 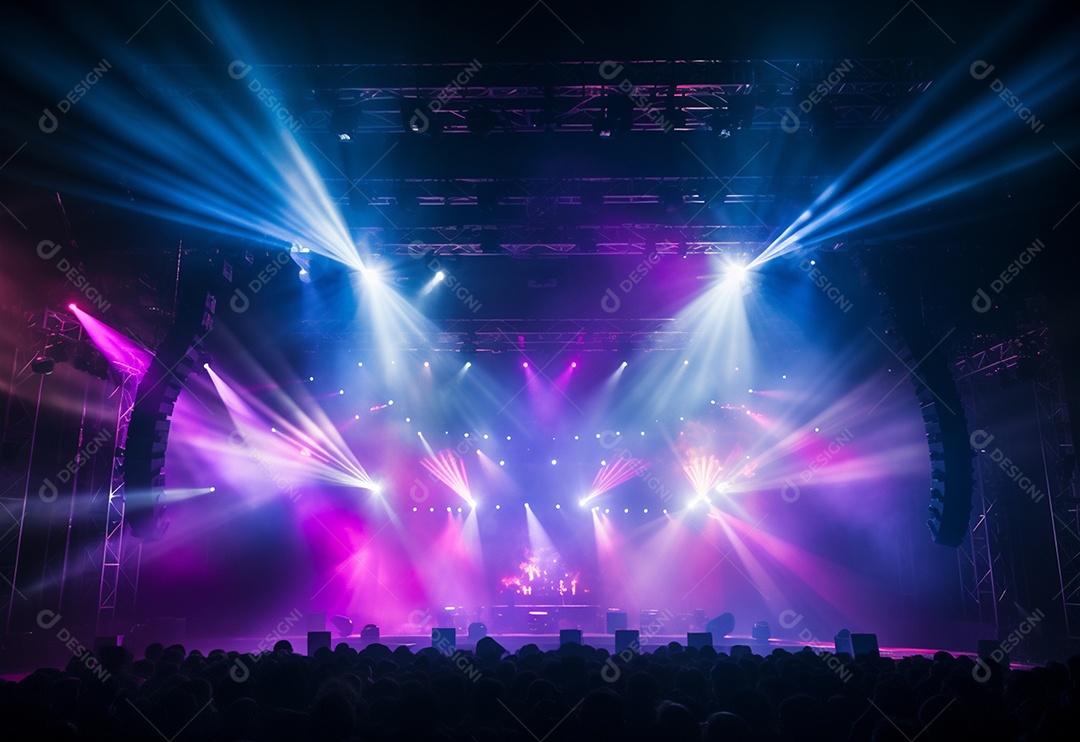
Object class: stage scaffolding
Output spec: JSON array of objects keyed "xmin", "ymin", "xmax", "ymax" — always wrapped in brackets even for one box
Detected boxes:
[
  {"xmin": 955, "ymin": 316, "xmax": 1079, "ymax": 640},
  {"xmin": 0, "ymin": 308, "xmax": 143, "ymax": 636}
]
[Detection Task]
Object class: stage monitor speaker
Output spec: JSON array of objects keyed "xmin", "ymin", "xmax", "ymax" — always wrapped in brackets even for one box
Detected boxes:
[
  {"xmin": 606, "ymin": 611, "xmax": 628, "ymax": 634},
  {"xmin": 730, "ymin": 644, "xmax": 752, "ymax": 658},
  {"xmin": 307, "ymin": 631, "xmax": 331, "ymax": 655},
  {"xmin": 978, "ymin": 639, "xmax": 1007, "ymax": 668},
  {"xmin": 851, "ymin": 633, "xmax": 880, "ymax": 658},
  {"xmin": 687, "ymin": 632, "xmax": 713, "ymax": 649},
  {"xmin": 306, "ymin": 612, "xmax": 326, "ymax": 632},
  {"xmin": 360, "ymin": 624, "xmax": 380, "ymax": 641},
  {"xmin": 468, "ymin": 622, "xmax": 487, "ymax": 641},
  {"xmin": 560, "ymin": 629, "xmax": 583, "ymax": 646},
  {"xmin": 834, "ymin": 630, "xmax": 853, "ymax": 656},
  {"xmin": 615, "ymin": 629, "xmax": 640, "ymax": 655},
  {"xmin": 432, "ymin": 627, "xmax": 456, "ymax": 651}
]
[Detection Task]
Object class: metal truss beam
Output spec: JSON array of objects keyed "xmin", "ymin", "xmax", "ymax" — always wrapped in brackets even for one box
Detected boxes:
[
  {"xmin": 143, "ymin": 58, "xmax": 933, "ymax": 134},
  {"xmin": 292, "ymin": 317, "xmax": 694, "ymax": 352},
  {"xmin": 95, "ymin": 371, "xmax": 140, "ymax": 636}
]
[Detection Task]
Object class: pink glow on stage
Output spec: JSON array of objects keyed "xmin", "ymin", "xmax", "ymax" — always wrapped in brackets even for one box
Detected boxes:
[
  {"xmin": 69, "ymin": 305, "xmax": 151, "ymax": 379},
  {"xmin": 707, "ymin": 508, "xmax": 880, "ymax": 624},
  {"xmin": 202, "ymin": 361, "xmax": 377, "ymax": 491},
  {"xmin": 682, "ymin": 455, "xmax": 725, "ymax": 497},
  {"xmin": 420, "ymin": 449, "xmax": 474, "ymax": 504},
  {"xmin": 581, "ymin": 454, "xmax": 650, "ymax": 506}
]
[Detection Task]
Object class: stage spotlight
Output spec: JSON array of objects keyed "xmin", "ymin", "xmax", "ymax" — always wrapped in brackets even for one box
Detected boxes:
[
  {"xmin": 623, "ymin": 508, "xmax": 629, "ymax": 513},
  {"xmin": 360, "ymin": 623, "xmax": 380, "ymax": 641},
  {"xmin": 551, "ymin": 459, "xmax": 557, "ymax": 465},
  {"xmin": 68, "ymin": 303, "xmax": 77, "ymax": 311},
  {"xmin": 752, "ymin": 621, "xmax": 771, "ymax": 642},
  {"xmin": 435, "ymin": 271, "xmax": 445, "ymax": 282},
  {"xmin": 330, "ymin": 615, "xmax": 354, "ymax": 638},
  {"xmin": 466, "ymin": 105, "xmax": 500, "ymax": 136},
  {"xmin": 523, "ymin": 362, "xmax": 529, "ymax": 368},
  {"xmin": 556, "ymin": 504, "xmax": 561, "ymax": 509},
  {"xmin": 499, "ymin": 460, "xmax": 505, "ymax": 466},
  {"xmin": 524, "ymin": 502, "xmax": 529, "ymax": 508},
  {"xmin": 209, "ymin": 487, "xmax": 216, "ymax": 493},
  {"xmin": 31, "ymin": 357, "xmax": 56, "ymax": 375},
  {"xmin": 571, "ymin": 361, "xmax": 577, "ymax": 368},
  {"xmin": 424, "ymin": 361, "xmax": 430, "ymax": 367},
  {"xmin": 496, "ymin": 504, "xmax": 501, "ymax": 510},
  {"xmin": 706, "ymin": 612, "xmax": 735, "ymax": 637},
  {"xmin": 361, "ymin": 265, "xmax": 381, "ymax": 284},
  {"xmin": 464, "ymin": 362, "xmax": 472, "ymax": 369}
]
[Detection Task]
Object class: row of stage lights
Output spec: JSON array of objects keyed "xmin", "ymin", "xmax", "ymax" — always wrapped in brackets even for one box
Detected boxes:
[{"xmin": 409, "ymin": 504, "xmax": 672, "ymax": 514}]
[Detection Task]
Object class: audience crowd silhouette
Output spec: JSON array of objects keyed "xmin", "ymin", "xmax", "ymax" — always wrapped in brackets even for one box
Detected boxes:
[{"xmin": 3, "ymin": 637, "xmax": 1077, "ymax": 741}]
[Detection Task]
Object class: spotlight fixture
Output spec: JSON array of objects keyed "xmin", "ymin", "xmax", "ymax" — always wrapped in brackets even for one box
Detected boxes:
[
  {"xmin": 329, "ymin": 98, "xmax": 364, "ymax": 140},
  {"xmin": 465, "ymin": 105, "xmax": 500, "ymax": 136},
  {"xmin": 400, "ymin": 98, "xmax": 442, "ymax": 136},
  {"xmin": 31, "ymin": 357, "xmax": 55, "ymax": 375},
  {"xmin": 594, "ymin": 94, "xmax": 634, "ymax": 138}
]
